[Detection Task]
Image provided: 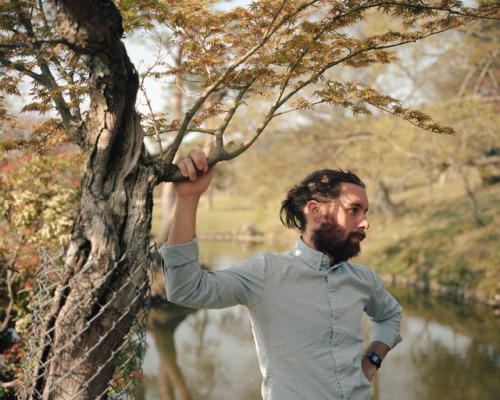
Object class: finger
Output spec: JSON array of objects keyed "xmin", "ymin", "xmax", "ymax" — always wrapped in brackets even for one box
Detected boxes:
[
  {"xmin": 177, "ymin": 158, "xmax": 198, "ymax": 180},
  {"xmin": 187, "ymin": 149, "xmax": 208, "ymax": 172},
  {"xmin": 177, "ymin": 160, "xmax": 189, "ymax": 178},
  {"xmin": 184, "ymin": 159, "xmax": 198, "ymax": 181}
]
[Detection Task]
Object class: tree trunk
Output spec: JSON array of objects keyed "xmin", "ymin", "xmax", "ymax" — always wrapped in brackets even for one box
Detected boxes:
[
  {"xmin": 371, "ymin": 180, "xmax": 400, "ymax": 222},
  {"xmin": 460, "ymin": 166, "xmax": 485, "ymax": 227},
  {"xmin": 30, "ymin": 1, "xmax": 158, "ymax": 398}
]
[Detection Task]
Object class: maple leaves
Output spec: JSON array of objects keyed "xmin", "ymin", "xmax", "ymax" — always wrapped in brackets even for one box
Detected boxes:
[
  {"xmin": 0, "ymin": 0, "xmax": 498, "ymax": 162},
  {"xmin": 120, "ymin": 0, "xmax": 497, "ymax": 167},
  {"xmin": 0, "ymin": 1, "xmax": 87, "ymax": 151}
]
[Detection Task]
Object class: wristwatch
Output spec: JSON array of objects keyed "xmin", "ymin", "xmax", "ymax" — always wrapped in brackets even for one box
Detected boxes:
[{"xmin": 364, "ymin": 352, "xmax": 382, "ymax": 369}]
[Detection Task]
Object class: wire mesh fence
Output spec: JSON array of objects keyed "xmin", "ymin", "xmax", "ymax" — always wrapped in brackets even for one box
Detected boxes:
[{"xmin": 18, "ymin": 244, "xmax": 155, "ymax": 399}]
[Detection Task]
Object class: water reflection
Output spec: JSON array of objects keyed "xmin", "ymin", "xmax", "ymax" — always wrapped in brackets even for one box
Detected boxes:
[
  {"xmin": 142, "ymin": 303, "xmax": 262, "ymax": 400},
  {"xmin": 141, "ymin": 243, "xmax": 500, "ymax": 400},
  {"xmin": 145, "ymin": 304, "xmax": 195, "ymax": 400},
  {"xmin": 371, "ymin": 289, "xmax": 500, "ymax": 400},
  {"xmin": 141, "ymin": 290, "xmax": 500, "ymax": 400}
]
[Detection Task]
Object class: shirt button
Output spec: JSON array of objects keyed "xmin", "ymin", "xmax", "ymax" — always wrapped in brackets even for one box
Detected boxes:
[
  {"xmin": 329, "ymin": 294, "xmax": 334, "ymax": 299},
  {"xmin": 340, "ymin": 375, "xmax": 344, "ymax": 380}
]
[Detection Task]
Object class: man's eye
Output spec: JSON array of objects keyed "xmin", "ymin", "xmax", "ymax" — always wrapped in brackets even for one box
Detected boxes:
[{"xmin": 349, "ymin": 208, "xmax": 358, "ymax": 214}]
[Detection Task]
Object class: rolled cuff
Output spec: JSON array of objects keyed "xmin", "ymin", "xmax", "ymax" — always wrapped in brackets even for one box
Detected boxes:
[
  {"xmin": 158, "ymin": 236, "xmax": 199, "ymax": 269},
  {"xmin": 158, "ymin": 237, "xmax": 206, "ymax": 307},
  {"xmin": 369, "ymin": 308, "xmax": 403, "ymax": 349}
]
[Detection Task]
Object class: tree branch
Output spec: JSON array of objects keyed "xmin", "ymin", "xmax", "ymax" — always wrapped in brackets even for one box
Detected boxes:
[
  {"xmin": 161, "ymin": 0, "xmax": 322, "ymax": 167},
  {"xmin": 0, "ymin": 271, "xmax": 18, "ymax": 333},
  {"xmin": 0, "ymin": 39, "xmax": 67, "ymax": 49}
]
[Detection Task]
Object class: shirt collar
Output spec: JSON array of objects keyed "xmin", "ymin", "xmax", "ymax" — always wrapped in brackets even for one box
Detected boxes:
[{"xmin": 293, "ymin": 237, "xmax": 332, "ymax": 271}]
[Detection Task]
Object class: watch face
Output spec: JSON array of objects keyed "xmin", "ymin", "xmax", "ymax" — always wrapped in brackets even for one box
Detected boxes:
[{"xmin": 365, "ymin": 352, "xmax": 381, "ymax": 368}]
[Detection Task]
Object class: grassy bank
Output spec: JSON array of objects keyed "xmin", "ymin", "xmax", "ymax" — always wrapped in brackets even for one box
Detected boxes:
[
  {"xmin": 358, "ymin": 182, "xmax": 500, "ymax": 302},
  {"xmin": 152, "ymin": 182, "xmax": 500, "ymax": 303}
]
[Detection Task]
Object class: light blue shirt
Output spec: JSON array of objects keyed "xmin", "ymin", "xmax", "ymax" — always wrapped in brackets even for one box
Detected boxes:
[{"xmin": 160, "ymin": 237, "xmax": 402, "ymax": 400}]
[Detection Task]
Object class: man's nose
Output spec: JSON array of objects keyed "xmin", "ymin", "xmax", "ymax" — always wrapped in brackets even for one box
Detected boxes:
[{"xmin": 359, "ymin": 215, "xmax": 370, "ymax": 230}]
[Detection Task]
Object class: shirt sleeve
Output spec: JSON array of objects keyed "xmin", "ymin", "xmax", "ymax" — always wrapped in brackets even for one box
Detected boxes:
[
  {"xmin": 158, "ymin": 237, "xmax": 267, "ymax": 309},
  {"xmin": 364, "ymin": 272, "xmax": 403, "ymax": 349}
]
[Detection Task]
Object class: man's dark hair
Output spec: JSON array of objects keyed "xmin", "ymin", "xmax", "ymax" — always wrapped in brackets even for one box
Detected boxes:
[{"xmin": 280, "ymin": 169, "xmax": 365, "ymax": 231}]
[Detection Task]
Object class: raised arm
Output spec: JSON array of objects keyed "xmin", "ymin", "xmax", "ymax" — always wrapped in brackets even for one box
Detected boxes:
[
  {"xmin": 167, "ymin": 149, "xmax": 213, "ymax": 246},
  {"xmin": 161, "ymin": 149, "xmax": 265, "ymax": 310}
]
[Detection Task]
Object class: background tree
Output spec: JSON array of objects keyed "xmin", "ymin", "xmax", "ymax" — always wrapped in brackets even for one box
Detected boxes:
[{"xmin": 0, "ymin": 0, "xmax": 498, "ymax": 398}]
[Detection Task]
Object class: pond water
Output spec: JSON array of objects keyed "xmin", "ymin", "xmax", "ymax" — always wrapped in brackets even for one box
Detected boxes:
[{"xmin": 138, "ymin": 241, "xmax": 500, "ymax": 400}]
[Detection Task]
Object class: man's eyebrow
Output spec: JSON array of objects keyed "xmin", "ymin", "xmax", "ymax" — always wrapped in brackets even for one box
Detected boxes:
[{"xmin": 348, "ymin": 202, "xmax": 369, "ymax": 212}]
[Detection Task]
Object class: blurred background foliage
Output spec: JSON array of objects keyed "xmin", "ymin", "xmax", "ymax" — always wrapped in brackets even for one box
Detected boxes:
[{"xmin": 0, "ymin": 147, "xmax": 80, "ymax": 397}]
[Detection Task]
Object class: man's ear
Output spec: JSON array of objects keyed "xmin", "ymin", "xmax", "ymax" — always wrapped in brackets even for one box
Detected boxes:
[{"xmin": 304, "ymin": 200, "xmax": 323, "ymax": 225}]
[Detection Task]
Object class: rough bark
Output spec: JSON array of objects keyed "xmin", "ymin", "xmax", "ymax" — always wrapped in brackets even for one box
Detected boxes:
[{"xmin": 31, "ymin": 1, "xmax": 159, "ymax": 399}]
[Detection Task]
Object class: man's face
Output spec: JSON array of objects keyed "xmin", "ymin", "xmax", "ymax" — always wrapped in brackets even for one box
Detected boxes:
[{"xmin": 311, "ymin": 183, "xmax": 370, "ymax": 264}]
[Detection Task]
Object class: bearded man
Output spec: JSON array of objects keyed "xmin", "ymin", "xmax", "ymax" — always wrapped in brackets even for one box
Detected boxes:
[{"xmin": 159, "ymin": 149, "xmax": 402, "ymax": 400}]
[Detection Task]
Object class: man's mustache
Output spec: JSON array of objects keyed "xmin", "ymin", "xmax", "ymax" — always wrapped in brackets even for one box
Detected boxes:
[{"xmin": 349, "ymin": 231, "xmax": 366, "ymax": 240}]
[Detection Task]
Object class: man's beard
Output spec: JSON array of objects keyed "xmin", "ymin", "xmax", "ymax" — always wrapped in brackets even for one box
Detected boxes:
[{"xmin": 311, "ymin": 218, "xmax": 364, "ymax": 264}]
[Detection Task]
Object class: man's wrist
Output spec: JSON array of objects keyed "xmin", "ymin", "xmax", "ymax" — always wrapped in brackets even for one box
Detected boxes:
[
  {"xmin": 361, "ymin": 356, "xmax": 377, "ymax": 382},
  {"xmin": 364, "ymin": 352, "xmax": 382, "ymax": 369}
]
